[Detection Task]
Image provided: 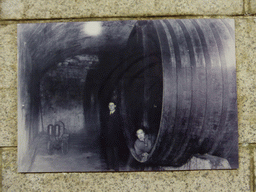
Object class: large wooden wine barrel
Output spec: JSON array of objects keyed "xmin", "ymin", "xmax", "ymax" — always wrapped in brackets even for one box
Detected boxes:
[{"xmin": 121, "ymin": 19, "xmax": 238, "ymax": 167}]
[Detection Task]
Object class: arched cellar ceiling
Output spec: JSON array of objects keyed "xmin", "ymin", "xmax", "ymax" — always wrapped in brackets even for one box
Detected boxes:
[{"xmin": 18, "ymin": 20, "xmax": 136, "ymax": 74}]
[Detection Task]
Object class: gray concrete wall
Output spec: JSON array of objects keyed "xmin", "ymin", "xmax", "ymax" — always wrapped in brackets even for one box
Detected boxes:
[{"xmin": 0, "ymin": 0, "xmax": 256, "ymax": 191}]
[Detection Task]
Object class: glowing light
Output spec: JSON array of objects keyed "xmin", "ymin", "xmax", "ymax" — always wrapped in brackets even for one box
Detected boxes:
[{"xmin": 83, "ymin": 22, "xmax": 102, "ymax": 36}]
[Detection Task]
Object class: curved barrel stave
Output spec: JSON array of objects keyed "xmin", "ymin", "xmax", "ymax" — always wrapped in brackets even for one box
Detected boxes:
[{"xmin": 119, "ymin": 19, "xmax": 237, "ymax": 166}]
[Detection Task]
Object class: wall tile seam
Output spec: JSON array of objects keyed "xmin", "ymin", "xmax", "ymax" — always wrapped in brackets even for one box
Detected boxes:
[
  {"xmin": 248, "ymin": 0, "xmax": 252, "ymax": 15},
  {"xmin": 243, "ymin": 0, "xmax": 250, "ymax": 15},
  {"xmin": 0, "ymin": 148, "xmax": 2, "ymax": 192},
  {"xmin": 0, "ymin": 15, "xmax": 255, "ymax": 26},
  {"xmin": 243, "ymin": 0, "xmax": 246, "ymax": 14},
  {"xmin": 0, "ymin": 87, "xmax": 18, "ymax": 91},
  {"xmin": 248, "ymin": 144, "xmax": 256, "ymax": 148},
  {"xmin": 247, "ymin": 0, "xmax": 252, "ymax": 15},
  {"xmin": 0, "ymin": 14, "xmax": 255, "ymax": 24},
  {"xmin": 0, "ymin": 147, "xmax": 17, "ymax": 151},
  {"xmin": 249, "ymin": 146, "xmax": 255, "ymax": 192}
]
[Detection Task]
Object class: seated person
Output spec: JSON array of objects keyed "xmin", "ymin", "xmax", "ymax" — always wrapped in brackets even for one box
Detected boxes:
[{"xmin": 134, "ymin": 129, "xmax": 153, "ymax": 161}]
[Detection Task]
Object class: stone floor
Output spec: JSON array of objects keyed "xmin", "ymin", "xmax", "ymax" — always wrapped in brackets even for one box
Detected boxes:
[{"xmin": 23, "ymin": 132, "xmax": 231, "ymax": 173}]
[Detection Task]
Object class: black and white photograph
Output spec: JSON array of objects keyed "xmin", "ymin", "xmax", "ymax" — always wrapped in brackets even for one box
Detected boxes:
[{"xmin": 18, "ymin": 19, "xmax": 238, "ymax": 172}]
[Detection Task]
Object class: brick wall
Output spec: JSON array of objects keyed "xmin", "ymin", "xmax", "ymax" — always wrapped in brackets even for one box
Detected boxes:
[{"xmin": 0, "ymin": 0, "xmax": 256, "ymax": 191}]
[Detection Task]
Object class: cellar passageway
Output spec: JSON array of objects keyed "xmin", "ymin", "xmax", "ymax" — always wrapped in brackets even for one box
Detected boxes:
[
  {"xmin": 18, "ymin": 19, "xmax": 238, "ymax": 172},
  {"xmin": 18, "ymin": 21, "xmax": 136, "ymax": 172}
]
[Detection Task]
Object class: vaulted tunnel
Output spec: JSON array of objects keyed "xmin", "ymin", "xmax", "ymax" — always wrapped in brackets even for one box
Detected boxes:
[
  {"xmin": 18, "ymin": 21, "xmax": 136, "ymax": 170},
  {"xmin": 18, "ymin": 19, "xmax": 238, "ymax": 171}
]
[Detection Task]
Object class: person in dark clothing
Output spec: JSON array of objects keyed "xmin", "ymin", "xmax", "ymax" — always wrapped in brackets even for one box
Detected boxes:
[
  {"xmin": 105, "ymin": 102, "xmax": 123, "ymax": 171},
  {"xmin": 125, "ymin": 128, "xmax": 153, "ymax": 171},
  {"xmin": 134, "ymin": 129, "xmax": 152, "ymax": 161}
]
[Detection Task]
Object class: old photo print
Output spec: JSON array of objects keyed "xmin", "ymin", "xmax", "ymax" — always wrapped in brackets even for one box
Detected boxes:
[{"xmin": 18, "ymin": 19, "xmax": 238, "ymax": 172}]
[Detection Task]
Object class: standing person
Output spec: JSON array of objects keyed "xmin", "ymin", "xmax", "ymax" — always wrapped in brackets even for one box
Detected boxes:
[{"xmin": 105, "ymin": 102, "xmax": 123, "ymax": 171}]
